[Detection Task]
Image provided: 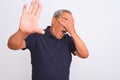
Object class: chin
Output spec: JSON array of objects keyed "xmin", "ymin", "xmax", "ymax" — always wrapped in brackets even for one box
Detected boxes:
[
  {"xmin": 56, "ymin": 37, "xmax": 62, "ymax": 39},
  {"xmin": 56, "ymin": 36, "xmax": 63, "ymax": 39}
]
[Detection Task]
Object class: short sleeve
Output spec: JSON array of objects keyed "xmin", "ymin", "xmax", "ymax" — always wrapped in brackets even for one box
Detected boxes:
[
  {"xmin": 68, "ymin": 36, "xmax": 76, "ymax": 55},
  {"xmin": 22, "ymin": 34, "xmax": 36, "ymax": 50}
]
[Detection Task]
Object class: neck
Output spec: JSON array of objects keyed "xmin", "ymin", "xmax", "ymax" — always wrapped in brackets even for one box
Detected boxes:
[{"xmin": 50, "ymin": 26, "xmax": 56, "ymax": 37}]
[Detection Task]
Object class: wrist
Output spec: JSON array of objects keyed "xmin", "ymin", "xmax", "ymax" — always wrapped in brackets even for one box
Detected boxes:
[
  {"xmin": 70, "ymin": 30, "xmax": 77, "ymax": 37},
  {"xmin": 17, "ymin": 30, "xmax": 29, "ymax": 39}
]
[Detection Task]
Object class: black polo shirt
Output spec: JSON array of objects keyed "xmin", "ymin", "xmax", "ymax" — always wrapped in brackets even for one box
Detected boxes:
[{"xmin": 24, "ymin": 26, "xmax": 76, "ymax": 80}]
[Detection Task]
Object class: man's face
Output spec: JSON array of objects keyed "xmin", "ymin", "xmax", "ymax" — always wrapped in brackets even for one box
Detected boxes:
[{"xmin": 51, "ymin": 12, "xmax": 74, "ymax": 39}]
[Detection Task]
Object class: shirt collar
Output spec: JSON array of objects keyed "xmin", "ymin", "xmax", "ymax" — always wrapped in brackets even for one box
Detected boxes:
[{"xmin": 44, "ymin": 26, "xmax": 53, "ymax": 36}]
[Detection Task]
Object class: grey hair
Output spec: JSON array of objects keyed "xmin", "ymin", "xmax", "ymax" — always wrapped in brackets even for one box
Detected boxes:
[{"xmin": 53, "ymin": 9, "xmax": 72, "ymax": 18}]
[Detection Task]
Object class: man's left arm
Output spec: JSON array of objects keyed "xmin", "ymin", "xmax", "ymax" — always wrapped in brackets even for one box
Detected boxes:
[
  {"xmin": 70, "ymin": 31, "xmax": 89, "ymax": 58},
  {"xmin": 59, "ymin": 16, "xmax": 89, "ymax": 58}
]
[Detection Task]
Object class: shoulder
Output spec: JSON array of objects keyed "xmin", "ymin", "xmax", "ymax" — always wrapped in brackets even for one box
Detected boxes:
[
  {"xmin": 25, "ymin": 33, "xmax": 44, "ymax": 44},
  {"xmin": 27, "ymin": 33, "xmax": 42, "ymax": 38},
  {"xmin": 64, "ymin": 34, "xmax": 72, "ymax": 40},
  {"xmin": 63, "ymin": 34, "xmax": 74, "ymax": 44}
]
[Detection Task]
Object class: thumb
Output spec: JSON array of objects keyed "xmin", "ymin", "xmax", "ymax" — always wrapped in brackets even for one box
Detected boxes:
[{"xmin": 35, "ymin": 28, "xmax": 45, "ymax": 34}]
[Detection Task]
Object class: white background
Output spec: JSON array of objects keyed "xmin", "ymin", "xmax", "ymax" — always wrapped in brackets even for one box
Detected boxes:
[{"xmin": 0, "ymin": 0, "xmax": 120, "ymax": 80}]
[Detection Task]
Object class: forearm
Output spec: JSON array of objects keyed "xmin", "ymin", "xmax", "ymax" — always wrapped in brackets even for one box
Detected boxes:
[
  {"xmin": 7, "ymin": 30, "xmax": 28, "ymax": 50},
  {"xmin": 71, "ymin": 31, "xmax": 89, "ymax": 58}
]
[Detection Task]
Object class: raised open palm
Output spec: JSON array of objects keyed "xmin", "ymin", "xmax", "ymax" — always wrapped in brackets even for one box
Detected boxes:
[{"xmin": 19, "ymin": 0, "xmax": 45, "ymax": 35}]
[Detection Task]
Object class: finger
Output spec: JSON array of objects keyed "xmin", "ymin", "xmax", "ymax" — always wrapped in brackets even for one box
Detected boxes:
[
  {"xmin": 28, "ymin": 0, "xmax": 35, "ymax": 14},
  {"xmin": 62, "ymin": 18, "xmax": 69, "ymax": 23},
  {"xmin": 58, "ymin": 19, "xmax": 68, "ymax": 27},
  {"xmin": 35, "ymin": 28, "xmax": 45, "ymax": 34},
  {"xmin": 22, "ymin": 4, "xmax": 27, "ymax": 15},
  {"xmin": 31, "ymin": 0, "xmax": 39, "ymax": 15},
  {"xmin": 35, "ymin": 2, "xmax": 42, "ymax": 18}
]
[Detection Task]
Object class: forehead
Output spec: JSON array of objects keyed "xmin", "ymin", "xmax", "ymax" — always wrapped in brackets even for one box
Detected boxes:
[{"xmin": 59, "ymin": 12, "xmax": 74, "ymax": 20}]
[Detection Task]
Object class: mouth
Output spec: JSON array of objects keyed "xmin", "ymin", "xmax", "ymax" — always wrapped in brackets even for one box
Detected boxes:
[{"xmin": 61, "ymin": 29, "xmax": 67, "ymax": 35}]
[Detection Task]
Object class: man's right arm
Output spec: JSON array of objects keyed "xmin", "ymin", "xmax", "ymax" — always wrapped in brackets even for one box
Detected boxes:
[
  {"xmin": 7, "ymin": 0, "xmax": 45, "ymax": 50},
  {"xmin": 7, "ymin": 30, "xmax": 28, "ymax": 50}
]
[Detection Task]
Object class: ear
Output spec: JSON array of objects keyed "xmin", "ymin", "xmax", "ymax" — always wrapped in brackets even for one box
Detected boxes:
[{"xmin": 52, "ymin": 17, "xmax": 56, "ymax": 25}]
